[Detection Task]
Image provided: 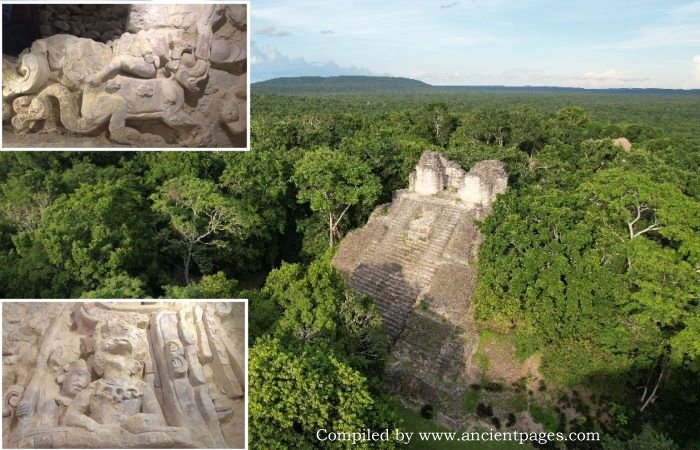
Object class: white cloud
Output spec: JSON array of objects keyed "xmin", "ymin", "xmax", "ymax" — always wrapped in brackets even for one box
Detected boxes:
[
  {"xmin": 251, "ymin": 1, "xmax": 689, "ymax": 88},
  {"xmin": 251, "ymin": 43, "xmax": 282, "ymax": 64},
  {"xmin": 441, "ymin": 1, "xmax": 460, "ymax": 9},
  {"xmin": 580, "ymin": 69, "xmax": 654, "ymax": 88},
  {"xmin": 603, "ymin": 2, "xmax": 700, "ymax": 50},
  {"xmin": 693, "ymin": 55, "xmax": 700, "ymax": 83},
  {"xmin": 250, "ymin": 41, "xmax": 374, "ymax": 82},
  {"xmin": 670, "ymin": 1, "xmax": 700, "ymax": 17},
  {"xmin": 252, "ymin": 1, "xmax": 506, "ymax": 47},
  {"xmin": 583, "ymin": 69, "xmax": 628, "ymax": 87},
  {"xmin": 255, "ymin": 27, "xmax": 291, "ymax": 37}
]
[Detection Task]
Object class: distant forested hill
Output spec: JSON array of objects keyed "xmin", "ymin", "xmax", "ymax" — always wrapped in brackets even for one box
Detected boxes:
[
  {"xmin": 252, "ymin": 76, "xmax": 432, "ymax": 94},
  {"xmin": 253, "ymin": 75, "xmax": 700, "ymax": 96}
]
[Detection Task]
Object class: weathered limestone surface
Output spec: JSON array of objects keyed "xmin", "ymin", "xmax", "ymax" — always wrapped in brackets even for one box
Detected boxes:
[
  {"xmin": 333, "ymin": 152, "xmax": 507, "ymax": 429},
  {"xmin": 409, "ymin": 152, "xmax": 507, "ymax": 209},
  {"xmin": 3, "ymin": 4, "xmax": 247, "ymax": 148},
  {"xmin": 2, "ymin": 302, "xmax": 245, "ymax": 448}
]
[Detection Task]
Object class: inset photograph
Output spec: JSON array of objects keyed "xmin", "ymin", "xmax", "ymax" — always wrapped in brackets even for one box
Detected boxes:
[
  {"xmin": 2, "ymin": 301, "xmax": 246, "ymax": 448},
  {"xmin": 2, "ymin": 3, "xmax": 248, "ymax": 149}
]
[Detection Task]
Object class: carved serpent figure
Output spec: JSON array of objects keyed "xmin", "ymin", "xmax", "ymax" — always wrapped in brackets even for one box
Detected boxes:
[
  {"xmin": 11, "ymin": 55, "xmax": 211, "ymax": 146},
  {"xmin": 3, "ymin": 4, "xmax": 247, "ymax": 147}
]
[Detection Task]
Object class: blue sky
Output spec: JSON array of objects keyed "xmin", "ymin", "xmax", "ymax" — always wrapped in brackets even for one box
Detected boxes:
[{"xmin": 250, "ymin": 0, "xmax": 700, "ymax": 88}]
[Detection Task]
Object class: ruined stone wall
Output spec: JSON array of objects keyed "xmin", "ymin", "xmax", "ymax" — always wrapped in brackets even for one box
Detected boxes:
[
  {"xmin": 38, "ymin": 5, "xmax": 129, "ymax": 43},
  {"xmin": 408, "ymin": 151, "xmax": 507, "ymax": 209},
  {"xmin": 2, "ymin": 302, "xmax": 245, "ymax": 448}
]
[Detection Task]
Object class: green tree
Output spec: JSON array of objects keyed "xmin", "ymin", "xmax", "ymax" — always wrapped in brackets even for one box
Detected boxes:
[
  {"xmin": 164, "ymin": 271, "xmax": 239, "ymax": 298},
  {"xmin": 603, "ymin": 424, "xmax": 678, "ymax": 450},
  {"xmin": 81, "ymin": 274, "xmax": 149, "ymax": 299},
  {"xmin": 548, "ymin": 106, "xmax": 592, "ymax": 144},
  {"xmin": 339, "ymin": 118, "xmax": 431, "ymax": 200},
  {"xmin": 262, "ymin": 259, "xmax": 339, "ymax": 340},
  {"xmin": 151, "ymin": 176, "xmax": 251, "ymax": 284},
  {"xmin": 293, "ymin": 148, "xmax": 381, "ymax": 247},
  {"xmin": 249, "ymin": 337, "xmax": 398, "ymax": 450},
  {"xmin": 28, "ymin": 179, "xmax": 157, "ymax": 297},
  {"xmin": 259, "ymin": 252, "xmax": 388, "ymax": 374},
  {"xmin": 220, "ymin": 147, "xmax": 299, "ymax": 270},
  {"xmin": 141, "ymin": 152, "xmax": 225, "ymax": 186},
  {"xmin": 0, "ymin": 176, "xmax": 52, "ymax": 232},
  {"xmin": 582, "ymin": 168, "xmax": 700, "ymax": 408},
  {"xmin": 459, "ymin": 109, "xmax": 513, "ymax": 147},
  {"xmin": 420, "ymin": 102, "xmax": 457, "ymax": 147}
]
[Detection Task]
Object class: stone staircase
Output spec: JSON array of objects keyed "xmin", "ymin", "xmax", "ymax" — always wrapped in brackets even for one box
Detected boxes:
[
  {"xmin": 347, "ymin": 194, "xmax": 470, "ymax": 339},
  {"xmin": 349, "ymin": 263, "xmax": 418, "ymax": 337}
]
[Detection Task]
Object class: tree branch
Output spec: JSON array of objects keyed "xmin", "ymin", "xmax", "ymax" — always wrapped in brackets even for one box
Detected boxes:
[
  {"xmin": 627, "ymin": 197, "xmax": 660, "ymax": 239},
  {"xmin": 332, "ymin": 204, "xmax": 352, "ymax": 230},
  {"xmin": 631, "ymin": 222, "xmax": 661, "ymax": 239},
  {"xmin": 640, "ymin": 364, "xmax": 665, "ymax": 412}
]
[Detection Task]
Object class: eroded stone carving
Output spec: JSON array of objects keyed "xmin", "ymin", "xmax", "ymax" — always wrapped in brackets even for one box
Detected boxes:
[
  {"xmin": 2, "ymin": 302, "xmax": 244, "ymax": 448},
  {"xmin": 2, "ymin": 4, "xmax": 247, "ymax": 147}
]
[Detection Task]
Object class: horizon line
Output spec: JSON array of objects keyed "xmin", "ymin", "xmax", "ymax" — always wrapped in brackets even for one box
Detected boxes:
[{"xmin": 251, "ymin": 75, "xmax": 700, "ymax": 92}]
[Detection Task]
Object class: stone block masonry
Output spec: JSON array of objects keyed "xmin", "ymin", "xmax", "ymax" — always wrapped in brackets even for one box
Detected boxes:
[
  {"xmin": 408, "ymin": 151, "xmax": 507, "ymax": 208},
  {"xmin": 38, "ymin": 5, "xmax": 129, "ymax": 43}
]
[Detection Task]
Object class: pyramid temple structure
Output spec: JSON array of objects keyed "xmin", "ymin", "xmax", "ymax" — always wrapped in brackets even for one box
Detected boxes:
[{"xmin": 333, "ymin": 151, "xmax": 508, "ymax": 427}]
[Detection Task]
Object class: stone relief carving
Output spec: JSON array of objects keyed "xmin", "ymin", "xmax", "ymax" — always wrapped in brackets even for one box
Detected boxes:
[
  {"xmin": 2, "ymin": 302, "xmax": 244, "ymax": 448},
  {"xmin": 2, "ymin": 4, "xmax": 247, "ymax": 147}
]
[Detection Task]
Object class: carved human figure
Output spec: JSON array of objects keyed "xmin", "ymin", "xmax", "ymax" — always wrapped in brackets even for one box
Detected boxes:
[
  {"xmin": 85, "ymin": 30, "xmax": 174, "ymax": 86},
  {"xmin": 61, "ymin": 320, "xmax": 167, "ymax": 435},
  {"xmin": 57, "ymin": 360, "xmax": 91, "ymax": 399},
  {"xmin": 55, "ymin": 360, "xmax": 91, "ymax": 426},
  {"xmin": 56, "ymin": 359, "xmax": 90, "ymax": 399}
]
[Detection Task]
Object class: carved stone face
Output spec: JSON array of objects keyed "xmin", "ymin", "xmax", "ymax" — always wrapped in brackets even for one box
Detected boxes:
[
  {"xmin": 58, "ymin": 361, "xmax": 91, "ymax": 398},
  {"xmin": 94, "ymin": 339, "xmax": 135, "ymax": 376},
  {"xmin": 93, "ymin": 320, "xmax": 147, "ymax": 380}
]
